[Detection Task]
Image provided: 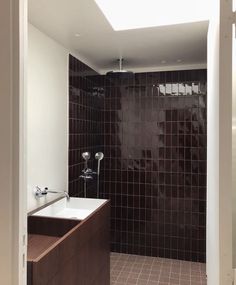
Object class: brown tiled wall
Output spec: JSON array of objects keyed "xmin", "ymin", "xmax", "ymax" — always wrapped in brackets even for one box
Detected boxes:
[
  {"xmin": 68, "ymin": 55, "xmax": 104, "ymax": 197},
  {"xmin": 101, "ymin": 70, "xmax": 207, "ymax": 262},
  {"xmin": 69, "ymin": 55, "xmax": 207, "ymax": 262}
]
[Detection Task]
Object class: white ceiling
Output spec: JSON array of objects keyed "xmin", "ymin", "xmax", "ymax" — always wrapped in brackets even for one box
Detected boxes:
[{"xmin": 28, "ymin": 0, "xmax": 208, "ymax": 74}]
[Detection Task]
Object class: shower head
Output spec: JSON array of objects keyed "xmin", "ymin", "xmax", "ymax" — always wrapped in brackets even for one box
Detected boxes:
[
  {"xmin": 95, "ymin": 152, "xmax": 104, "ymax": 176},
  {"xmin": 82, "ymin": 152, "xmax": 91, "ymax": 161},
  {"xmin": 106, "ymin": 58, "xmax": 133, "ymax": 77},
  {"xmin": 95, "ymin": 152, "xmax": 104, "ymax": 161}
]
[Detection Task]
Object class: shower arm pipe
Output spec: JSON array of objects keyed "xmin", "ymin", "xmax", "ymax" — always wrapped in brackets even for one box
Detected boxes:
[
  {"xmin": 97, "ymin": 166, "xmax": 100, "ymax": 198},
  {"xmin": 97, "ymin": 159, "xmax": 101, "ymax": 175},
  {"xmin": 119, "ymin": 58, "xmax": 123, "ymax": 71},
  {"xmin": 81, "ymin": 151, "xmax": 91, "ymax": 198}
]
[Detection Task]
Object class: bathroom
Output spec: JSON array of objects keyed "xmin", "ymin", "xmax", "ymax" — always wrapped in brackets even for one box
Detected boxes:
[
  {"xmin": 27, "ymin": 0, "xmax": 207, "ymax": 281},
  {"xmin": 1, "ymin": 0, "xmax": 236, "ymax": 285}
]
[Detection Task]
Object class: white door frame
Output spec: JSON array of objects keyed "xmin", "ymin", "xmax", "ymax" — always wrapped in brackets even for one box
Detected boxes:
[
  {"xmin": 207, "ymin": 0, "xmax": 234, "ymax": 284},
  {"xmin": 233, "ymin": 2, "xmax": 236, "ymax": 278},
  {"xmin": 0, "ymin": 0, "xmax": 27, "ymax": 284}
]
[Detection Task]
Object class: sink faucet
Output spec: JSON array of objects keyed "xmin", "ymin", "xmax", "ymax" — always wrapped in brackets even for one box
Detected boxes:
[
  {"xmin": 45, "ymin": 188, "xmax": 70, "ymax": 200},
  {"xmin": 35, "ymin": 186, "xmax": 70, "ymax": 200}
]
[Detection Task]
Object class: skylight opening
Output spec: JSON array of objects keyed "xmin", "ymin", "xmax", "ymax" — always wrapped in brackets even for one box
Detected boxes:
[{"xmin": 94, "ymin": 0, "xmax": 211, "ymax": 31}]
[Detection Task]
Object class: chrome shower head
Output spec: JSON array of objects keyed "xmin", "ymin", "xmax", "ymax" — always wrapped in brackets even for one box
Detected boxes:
[
  {"xmin": 95, "ymin": 152, "xmax": 104, "ymax": 176},
  {"xmin": 82, "ymin": 152, "xmax": 91, "ymax": 161},
  {"xmin": 82, "ymin": 152, "xmax": 91, "ymax": 170},
  {"xmin": 106, "ymin": 58, "xmax": 133, "ymax": 77},
  {"xmin": 95, "ymin": 152, "xmax": 104, "ymax": 161}
]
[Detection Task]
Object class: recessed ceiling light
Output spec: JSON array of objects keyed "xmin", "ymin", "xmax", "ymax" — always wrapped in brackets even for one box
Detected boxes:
[{"xmin": 94, "ymin": 0, "xmax": 211, "ymax": 31}]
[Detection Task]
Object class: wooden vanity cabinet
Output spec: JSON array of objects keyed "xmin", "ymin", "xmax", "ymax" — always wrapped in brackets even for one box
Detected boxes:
[{"xmin": 27, "ymin": 201, "xmax": 110, "ymax": 285}]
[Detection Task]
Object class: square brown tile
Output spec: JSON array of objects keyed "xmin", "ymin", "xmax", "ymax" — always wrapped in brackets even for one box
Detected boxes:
[{"xmin": 111, "ymin": 252, "xmax": 207, "ymax": 285}]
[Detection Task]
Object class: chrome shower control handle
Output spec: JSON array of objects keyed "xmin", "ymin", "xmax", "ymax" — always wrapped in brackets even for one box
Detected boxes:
[
  {"xmin": 35, "ymin": 186, "xmax": 47, "ymax": 197},
  {"xmin": 79, "ymin": 174, "xmax": 93, "ymax": 180}
]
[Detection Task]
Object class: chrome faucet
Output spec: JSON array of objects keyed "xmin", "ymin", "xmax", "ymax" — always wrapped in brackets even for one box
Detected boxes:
[
  {"xmin": 35, "ymin": 185, "xmax": 45, "ymax": 197},
  {"xmin": 79, "ymin": 151, "xmax": 104, "ymax": 198},
  {"xmin": 80, "ymin": 152, "xmax": 97, "ymax": 197},
  {"xmin": 45, "ymin": 188, "xmax": 70, "ymax": 200},
  {"xmin": 35, "ymin": 186, "xmax": 70, "ymax": 200},
  {"xmin": 80, "ymin": 152, "xmax": 94, "ymax": 180}
]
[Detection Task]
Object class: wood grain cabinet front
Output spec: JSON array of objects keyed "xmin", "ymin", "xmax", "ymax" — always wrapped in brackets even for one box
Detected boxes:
[{"xmin": 27, "ymin": 201, "xmax": 110, "ymax": 285}]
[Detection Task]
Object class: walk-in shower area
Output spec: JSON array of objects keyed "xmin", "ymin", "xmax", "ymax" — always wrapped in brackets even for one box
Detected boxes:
[{"xmin": 68, "ymin": 54, "xmax": 207, "ymax": 283}]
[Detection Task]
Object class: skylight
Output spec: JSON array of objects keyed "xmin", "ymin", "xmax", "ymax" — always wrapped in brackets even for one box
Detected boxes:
[{"xmin": 94, "ymin": 0, "xmax": 211, "ymax": 31}]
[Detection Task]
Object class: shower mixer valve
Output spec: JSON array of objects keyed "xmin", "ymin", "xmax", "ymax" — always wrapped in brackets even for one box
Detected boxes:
[
  {"xmin": 80, "ymin": 151, "xmax": 104, "ymax": 198},
  {"xmin": 80, "ymin": 168, "xmax": 95, "ymax": 180}
]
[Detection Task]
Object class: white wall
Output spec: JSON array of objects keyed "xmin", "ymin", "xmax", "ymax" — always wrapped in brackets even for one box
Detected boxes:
[
  {"xmin": 27, "ymin": 24, "xmax": 68, "ymax": 212},
  {"xmin": 207, "ymin": 0, "xmax": 233, "ymax": 284}
]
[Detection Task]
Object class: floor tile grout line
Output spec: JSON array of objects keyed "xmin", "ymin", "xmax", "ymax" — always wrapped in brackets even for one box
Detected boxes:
[
  {"xmin": 110, "ymin": 252, "xmax": 206, "ymax": 285},
  {"xmin": 144, "ymin": 256, "xmax": 154, "ymax": 285}
]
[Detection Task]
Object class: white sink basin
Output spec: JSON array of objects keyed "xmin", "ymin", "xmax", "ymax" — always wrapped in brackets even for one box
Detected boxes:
[{"xmin": 33, "ymin": 197, "xmax": 107, "ymax": 220}]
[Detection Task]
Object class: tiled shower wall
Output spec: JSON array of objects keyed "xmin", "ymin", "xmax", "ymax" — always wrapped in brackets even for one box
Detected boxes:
[
  {"xmin": 69, "ymin": 55, "xmax": 207, "ymax": 262},
  {"xmin": 101, "ymin": 70, "xmax": 207, "ymax": 262},
  {"xmin": 69, "ymin": 55, "xmax": 104, "ymax": 197}
]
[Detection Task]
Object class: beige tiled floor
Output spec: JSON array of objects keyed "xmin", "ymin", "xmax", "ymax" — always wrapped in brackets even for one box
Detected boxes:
[{"xmin": 111, "ymin": 252, "xmax": 207, "ymax": 285}]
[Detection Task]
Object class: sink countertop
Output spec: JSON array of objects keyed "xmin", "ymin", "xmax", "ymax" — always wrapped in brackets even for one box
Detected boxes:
[
  {"xmin": 32, "ymin": 197, "xmax": 108, "ymax": 220},
  {"xmin": 27, "ymin": 192, "xmax": 64, "ymax": 216}
]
